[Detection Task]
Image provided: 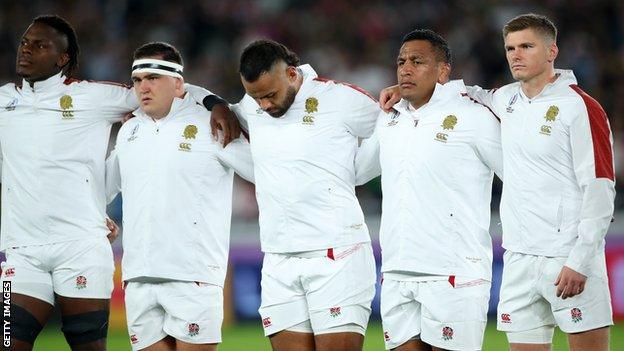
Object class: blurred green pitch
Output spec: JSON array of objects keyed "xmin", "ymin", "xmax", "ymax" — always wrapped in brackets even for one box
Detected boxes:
[{"xmin": 34, "ymin": 322, "xmax": 624, "ymax": 350}]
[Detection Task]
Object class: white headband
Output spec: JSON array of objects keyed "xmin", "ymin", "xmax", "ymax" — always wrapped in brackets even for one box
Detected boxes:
[{"xmin": 131, "ymin": 58, "xmax": 184, "ymax": 78}]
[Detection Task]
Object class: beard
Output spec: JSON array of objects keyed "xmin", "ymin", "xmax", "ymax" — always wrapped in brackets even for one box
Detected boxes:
[{"xmin": 267, "ymin": 86, "xmax": 297, "ymax": 118}]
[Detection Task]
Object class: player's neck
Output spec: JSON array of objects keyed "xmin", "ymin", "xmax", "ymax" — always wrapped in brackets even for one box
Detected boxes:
[
  {"xmin": 293, "ymin": 68, "xmax": 304, "ymax": 94},
  {"xmin": 520, "ymin": 68, "xmax": 557, "ymax": 99},
  {"xmin": 24, "ymin": 70, "xmax": 62, "ymax": 88}
]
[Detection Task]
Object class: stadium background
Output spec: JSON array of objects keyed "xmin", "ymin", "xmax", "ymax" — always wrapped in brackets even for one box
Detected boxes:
[{"xmin": 1, "ymin": 0, "xmax": 623, "ymax": 350}]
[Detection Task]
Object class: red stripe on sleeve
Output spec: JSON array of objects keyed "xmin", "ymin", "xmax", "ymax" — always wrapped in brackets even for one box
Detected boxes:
[
  {"xmin": 570, "ymin": 84, "xmax": 614, "ymax": 180},
  {"xmin": 314, "ymin": 77, "xmax": 377, "ymax": 102}
]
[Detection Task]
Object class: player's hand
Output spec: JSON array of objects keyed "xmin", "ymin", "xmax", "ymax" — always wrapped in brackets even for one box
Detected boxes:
[
  {"xmin": 122, "ymin": 112, "xmax": 135, "ymax": 124},
  {"xmin": 554, "ymin": 266, "xmax": 587, "ymax": 299},
  {"xmin": 379, "ymin": 85, "xmax": 400, "ymax": 112},
  {"xmin": 210, "ymin": 104, "xmax": 242, "ymax": 147},
  {"xmin": 106, "ymin": 218, "xmax": 120, "ymax": 244}
]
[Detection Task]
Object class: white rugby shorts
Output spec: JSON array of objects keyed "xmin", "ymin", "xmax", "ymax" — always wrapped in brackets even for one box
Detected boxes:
[
  {"xmin": 1, "ymin": 237, "xmax": 114, "ymax": 305},
  {"xmin": 259, "ymin": 242, "xmax": 376, "ymax": 336}
]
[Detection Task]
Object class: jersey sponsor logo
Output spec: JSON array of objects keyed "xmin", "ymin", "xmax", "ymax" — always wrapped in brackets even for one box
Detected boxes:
[
  {"xmin": 262, "ymin": 317, "xmax": 272, "ymax": 328},
  {"xmin": 330, "ymin": 307, "xmax": 341, "ymax": 317},
  {"xmin": 500, "ymin": 313, "xmax": 512, "ymax": 323},
  {"xmin": 183, "ymin": 124, "xmax": 198, "ymax": 139},
  {"xmin": 75, "ymin": 275, "xmax": 87, "ymax": 289},
  {"xmin": 387, "ymin": 110, "xmax": 399, "ymax": 126},
  {"xmin": 506, "ymin": 93, "xmax": 518, "ymax": 113},
  {"xmin": 188, "ymin": 323, "xmax": 200, "ymax": 336},
  {"xmin": 4, "ymin": 98, "xmax": 17, "ymax": 111},
  {"xmin": 539, "ymin": 125, "xmax": 552, "ymax": 136},
  {"xmin": 442, "ymin": 115, "xmax": 457, "ymax": 130},
  {"xmin": 130, "ymin": 334, "xmax": 139, "ymax": 344},
  {"xmin": 384, "ymin": 331, "xmax": 390, "ymax": 341},
  {"xmin": 435, "ymin": 132, "xmax": 448, "ymax": 143},
  {"xmin": 127, "ymin": 124, "xmax": 139, "ymax": 142},
  {"xmin": 442, "ymin": 326, "xmax": 454, "ymax": 340},
  {"xmin": 302, "ymin": 115, "xmax": 315, "ymax": 125},
  {"xmin": 305, "ymin": 97, "xmax": 318, "ymax": 114},
  {"xmin": 179, "ymin": 142, "xmax": 192, "ymax": 152},
  {"xmin": 3, "ymin": 268, "xmax": 15, "ymax": 278},
  {"xmin": 571, "ymin": 308, "xmax": 583, "ymax": 323},
  {"xmin": 544, "ymin": 105, "xmax": 559, "ymax": 122},
  {"xmin": 60, "ymin": 95, "xmax": 74, "ymax": 119}
]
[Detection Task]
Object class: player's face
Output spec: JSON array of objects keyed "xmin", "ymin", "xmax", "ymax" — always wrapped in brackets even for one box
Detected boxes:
[
  {"xmin": 241, "ymin": 63, "xmax": 298, "ymax": 118},
  {"xmin": 132, "ymin": 70, "xmax": 184, "ymax": 119},
  {"xmin": 504, "ymin": 28, "xmax": 558, "ymax": 83},
  {"xmin": 16, "ymin": 22, "xmax": 69, "ymax": 82},
  {"xmin": 397, "ymin": 40, "xmax": 449, "ymax": 106}
]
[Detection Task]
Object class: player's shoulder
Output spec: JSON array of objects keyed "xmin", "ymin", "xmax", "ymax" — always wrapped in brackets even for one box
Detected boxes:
[
  {"xmin": 565, "ymin": 84, "xmax": 607, "ymax": 118},
  {"xmin": 64, "ymin": 77, "xmax": 130, "ymax": 94},
  {"xmin": 0, "ymin": 82, "xmax": 18, "ymax": 98},
  {"xmin": 311, "ymin": 77, "xmax": 377, "ymax": 103},
  {"xmin": 492, "ymin": 82, "xmax": 520, "ymax": 98},
  {"xmin": 452, "ymin": 94, "xmax": 500, "ymax": 127}
]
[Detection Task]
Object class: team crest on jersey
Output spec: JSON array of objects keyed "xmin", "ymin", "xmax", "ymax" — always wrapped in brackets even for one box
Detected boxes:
[
  {"xmin": 183, "ymin": 124, "xmax": 198, "ymax": 139},
  {"xmin": 506, "ymin": 93, "xmax": 518, "ymax": 113},
  {"xmin": 60, "ymin": 95, "xmax": 74, "ymax": 119},
  {"xmin": 4, "ymin": 98, "xmax": 18, "ymax": 111},
  {"xmin": 188, "ymin": 323, "xmax": 200, "ymax": 336},
  {"xmin": 442, "ymin": 115, "xmax": 457, "ymax": 130},
  {"xmin": 442, "ymin": 326, "xmax": 454, "ymax": 340},
  {"xmin": 75, "ymin": 275, "xmax": 87, "ymax": 289},
  {"xmin": 544, "ymin": 105, "xmax": 559, "ymax": 122},
  {"xmin": 305, "ymin": 97, "xmax": 318, "ymax": 113},
  {"xmin": 571, "ymin": 308, "xmax": 583, "ymax": 323}
]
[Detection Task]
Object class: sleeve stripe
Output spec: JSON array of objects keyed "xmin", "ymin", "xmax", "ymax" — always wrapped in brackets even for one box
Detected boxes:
[
  {"xmin": 313, "ymin": 77, "xmax": 377, "ymax": 102},
  {"xmin": 570, "ymin": 84, "xmax": 615, "ymax": 181},
  {"xmin": 461, "ymin": 92, "xmax": 500, "ymax": 123}
]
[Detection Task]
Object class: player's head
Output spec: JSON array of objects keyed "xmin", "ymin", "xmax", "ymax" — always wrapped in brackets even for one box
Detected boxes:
[
  {"xmin": 131, "ymin": 42, "xmax": 185, "ymax": 119},
  {"xmin": 239, "ymin": 39, "xmax": 301, "ymax": 118},
  {"xmin": 397, "ymin": 29, "xmax": 451, "ymax": 106},
  {"xmin": 16, "ymin": 15, "xmax": 80, "ymax": 82},
  {"xmin": 502, "ymin": 13, "xmax": 558, "ymax": 83}
]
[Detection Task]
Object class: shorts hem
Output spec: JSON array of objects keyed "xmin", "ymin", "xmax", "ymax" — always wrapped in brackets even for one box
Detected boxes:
[
  {"xmin": 559, "ymin": 321, "xmax": 614, "ymax": 334},
  {"xmin": 130, "ymin": 332, "xmax": 168, "ymax": 351}
]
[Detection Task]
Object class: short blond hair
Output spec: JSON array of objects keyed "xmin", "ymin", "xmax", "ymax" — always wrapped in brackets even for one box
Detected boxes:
[{"xmin": 503, "ymin": 13, "xmax": 557, "ymax": 42}]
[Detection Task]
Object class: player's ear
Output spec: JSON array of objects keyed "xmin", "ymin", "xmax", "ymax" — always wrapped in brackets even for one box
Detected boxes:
[{"xmin": 438, "ymin": 62, "xmax": 451, "ymax": 84}]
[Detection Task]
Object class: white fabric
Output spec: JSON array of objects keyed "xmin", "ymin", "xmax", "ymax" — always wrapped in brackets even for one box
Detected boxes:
[
  {"xmin": 125, "ymin": 281, "xmax": 223, "ymax": 350},
  {"xmin": 497, "ymin": 251, "xmax": 613, "ymax": 334},
  {"xmin": 0, "ymin": 237, "xmax": 114, "ymax": 305},
  {"xmin": 235, "ymin": 64, "xmax": 380, "ymax": 253},
  {"xmin": 258, "ymin": 243, "xmax": 376, "ymax": 336},
  {"xmin": 106, "ymin": 93, "xmax": 253, "ymax": 285},
  {"xmin": 356, "ymin": 80, "xmax": 502, "ymax": 280},
  {"xmin": 506, "ymin": 326, "xmax": 555, "ymax": 344},
  {"xmin": 0, "ymin": 72, "xmax": 137, "ymax": 250},
  {"xmin": 467, "ymin": 70, "xmax": 616, "ymax": 276},
  {"xmin": 381, "ymin": 277, "xmax": 490, "ymax": 350}
]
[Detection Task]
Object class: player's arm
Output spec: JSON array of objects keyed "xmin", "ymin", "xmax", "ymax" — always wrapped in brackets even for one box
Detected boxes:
[
  {"xmin": 185, "ymin": 84, "xmax": 242, "ymax": 146},
  {"xmin": 105, "ymin": 148, "xmax": 122, "ymax": 204},
  {"xmin": 556, "ymin": 95, "xmax": 615, "ymax": 299},
  {"xmin": 216, "ymin": 136, "xmax": 254, "ymax": 183},
  {"xmin": 566, "ymin": 98, "xmax": 615, "ymax": 275},
  {"xmin": 341, "ymin": 86, "xmax": 381, "ymax": 139},
  {"xmin": 465, "ymin": 85, "xmax": 497, "ymax": 112},
  {"xmin": 473, "ymin": 110, "xmax": 503, "ymax": 179},
  {"xmin": 355, "ymin": 122, "xmax": 382, "ymax": 185}
]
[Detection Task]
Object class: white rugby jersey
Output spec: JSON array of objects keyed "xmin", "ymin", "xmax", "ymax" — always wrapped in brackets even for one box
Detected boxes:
[
  {"xmin": 235, "ymin": 64, "xmax": 379, "ymax": 253},
  {"xmin": 0, "ymin": 72, "xmax": 135, "ymax": 250},
  {"xmin": 106, "ymin": 93, "xmax": 253, "ymax": 285},
  {"xmin": 356, "ymin": 80, "xmax": 503, "ymax": 280},
  {"xmin": 468, "ymin": 69, "xmax": 615, "ymax": 276}
]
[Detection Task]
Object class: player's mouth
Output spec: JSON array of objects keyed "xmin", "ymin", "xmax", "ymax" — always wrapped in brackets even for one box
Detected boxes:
[
  {"xmin": 17, "ymin": 58, "xmax": 32, "ymax": 67},
  {"xmin": 511, "ymin": 65, "xmax": 525, "ymax": 70},
  {"xmin": 399, "ymin": 82, "xmax": 416, "ymax": 89}
]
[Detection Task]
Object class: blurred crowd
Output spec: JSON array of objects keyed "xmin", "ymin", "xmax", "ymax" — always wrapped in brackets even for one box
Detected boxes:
[{"xmin": 1, "ymin": 0, "xmax": 623, "ymax": 218}]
